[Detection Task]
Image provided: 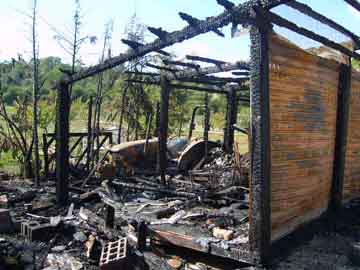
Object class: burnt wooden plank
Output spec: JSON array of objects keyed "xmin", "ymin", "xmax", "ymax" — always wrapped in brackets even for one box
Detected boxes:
[
  {"xmin": 268, "ymin": 33, "xmax": 340, "ymax": 242},
  {"xmin": 343, "ymin": 70, "xmax": 360, "ymax": 201}
]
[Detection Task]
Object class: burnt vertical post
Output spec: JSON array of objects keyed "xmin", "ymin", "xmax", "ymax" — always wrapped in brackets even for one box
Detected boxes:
[
  {"xmin": 43, "ymin": 133, "xmax": 49, "ymax": 179},
  {"xmin": 249, "ymin": 8, "xmax": 271, "ymax": 265},
  {"xmin": 223, "ymin": 90, "xmax": 230, "ymax": 151},
  {"xmin": 331, "ymin": 62, "xmax": 352, "ymax": 211},
  {"xmin": 226, "ymin": 85, "xmax": 238, "ymax": 153},
  {"xmin": 86, "ymin": 96, "xmax": 93, "ymax": 173},
  {"xmin": 188, "ymin": 106, "xmax": 200, "ymax": 141},
  {"xmin": 204, "ymin": 93, "xmax": 210, "ymax": 159},
  {"xmin": 144, "ymin": 112, "xmax": 153, "ymax": 155},
  {"xmin": 56, "ymin": 79, "xmax": 70, "ymax": 205},
  {"xmin": 154, "ymin": 102, "xmax": 160, "ymax": 137},
  {"xmin": 118, "ymin": 85, "xmax": 129, "ymax": 144},
  {"xmin": 159, "ymin": 76, "xmax": 170, "ymax": 185},
  {"xmin": 105, "ymin": 205, "xmax": 115, "ymax": 229}
]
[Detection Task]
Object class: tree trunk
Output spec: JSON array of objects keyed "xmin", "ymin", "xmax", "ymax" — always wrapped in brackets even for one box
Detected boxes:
[{"xmin": 32, "ymin": 0, "xmax": 40, "ymax": 186}]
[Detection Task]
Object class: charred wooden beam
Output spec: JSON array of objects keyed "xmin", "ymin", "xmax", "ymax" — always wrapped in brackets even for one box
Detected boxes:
[
  {"xmin": 125, "ymin": 79, "xmax": 228, "ymax": 94},
  {"xmin": 179, "ymin": 12, "xmax": 225, "ymax": 37},
  {"xmin": 174, "ymin": 77, "xmax": 227, "ymax": 85},
  {"xmin": 186, "ymin": 55, "xmax": 227, "ymax": 66},
  {"xmin": 286, "ymin": 1, "xmax": 360, "ymax": 48},
  {"xmin": 179, "ymin": 12, "xmax": 200, "ymax": 26},
  {"xmin": 260, "ymin": 8, "xmax": 360, "ymax": 59},
  {"xmin": 217, "ymin": 0, "xmax": 235, "ymax": 10},
  {"xmin": 146, "ymin": 63, "xmax": 180, "ymax": 73},
  {"xmin": 248, "ymin": 14, "xmax": 271, "ymax": 264},
  {"xmin": 197, "ymin": 75, "xmax": 249, "ymax": 83},
  {"xmin": 159, "ymin": 76, "xmax": 171, "ymax": 185},
  {"xmin": 170, "ymin": 61, "xmax": 251, "ymax": 81},
  {"xmin": 188, "ymin": 106, "xmax": 203, "ymax": 140},
  {"xmin": 238, "ymin": 97, "xmax": 250, "ymax": 103},
  {"xmin": 204, "ymin": 93, "xmax": 210, "ymax": 159},
  {"xmin": 66, "ymin": 0, "xmax": 283, "ymax": 83},
  {"xmin": 165, "ymin": 83, "xmax": 228, "ymax": 94},
  {"xmin": 86, "ymin": 97, "xmax": 93, "ymax": 172},
  {"xmin": 122, "ymin": 39, "xmax": 170, "ymax": 57},
  {"xmin": 125, "ymin": 71, "xmax": 160, "ymax": 77},
  {"xmin": 48, "ymin": 132, "xmax": 112, "ymax": 137},
  {"xmin": 56, "ymin": 80, "xmax": 70, "ymax": 205},
  {"xmin": 225, "ymin": 86, "xmax": 238, "ymax": 153},
  {"xmin": 331, "ymin": 63, "xmax": 352, "ymax": 211},
  {"xmin": 267, "ymin": 0, "xmax": 295, "ymax": 9},
  {"xmin": 144, "ymin": 112, "xmax": 153, "ymax": 155},
  {"xmin": 233, "ymin": 125, "xmax": 249, "ymax": 135},
  {"xmin": 232, "ymin": 71, "xmax": 250, "ymax": 76},
  {"xmin": 43, "ymin": 133, "xmax": 50, "ymax": 179},
  {"xmin": 121, "ymin": 39, "xmax": 142, "ymax": 50},
  {"xmin": 163, "ymin": 59, "xmax": 200, "ymax": 70},
  {"xmin": 154, "ymin": 102, "xmax": 160, "ymax": 137},
  {"xmin": 177, "ymin": 76, "xmax": 249, "ymax": 85},
  {"xmin": 112, "ymin": 180, "xmax": 197, "ymax": 198},
  {"xmin": 344, "ymin": 0, "xmax": 360, "ymax": 12},
  {"xmin": 69, "ymin": 135, "xmax": 85, "ymax": 156},
  {"xmin": 147, "ymin": 27, "xmax": 169, "ymax": 40}
]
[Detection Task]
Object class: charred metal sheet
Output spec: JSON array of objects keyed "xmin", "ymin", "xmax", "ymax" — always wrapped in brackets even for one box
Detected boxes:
[
  {"xmin": 109, "ymin": 138, "xmax": 159, "ymax": 171},
  {"xmin": 178, "ymin": 140, "xmax": 220, "ymax": 172}
]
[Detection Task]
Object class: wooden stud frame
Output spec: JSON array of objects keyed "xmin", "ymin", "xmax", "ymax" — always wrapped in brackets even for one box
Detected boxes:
[{"xmin": 53, "ymin": 0, "xmax": 360, "ymax": 265}]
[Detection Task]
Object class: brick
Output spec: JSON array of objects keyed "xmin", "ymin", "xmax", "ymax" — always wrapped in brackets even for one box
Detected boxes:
[{"xmin": 100, "ymin": 238, "xmax": 128, "ymax": 270}]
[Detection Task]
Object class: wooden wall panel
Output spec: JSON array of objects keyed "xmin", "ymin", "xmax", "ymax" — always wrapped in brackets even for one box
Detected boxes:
[
  {"xmin": 343, "ymin": 72, "xmax": 360, "ymax": 201},
  {"xmin": 269, "ymin": 34, "xmax": 340, "ymax": 242}
]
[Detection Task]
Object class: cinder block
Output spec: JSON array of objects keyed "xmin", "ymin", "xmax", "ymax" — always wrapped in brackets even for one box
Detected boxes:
[
  {"xmin": 21, "ymin": 221, "xmax": 55, "ymax": 242},
  {"xmin": 100, "ymin": 238, "xmax": 128, "ymax": 270},
  {"xmin": 12, "ymin": 217, "xmax": 27, "ymax": 232},
  {"xmin": 0, "ymin": 209, "xmax": 13, "ymax": 233}
]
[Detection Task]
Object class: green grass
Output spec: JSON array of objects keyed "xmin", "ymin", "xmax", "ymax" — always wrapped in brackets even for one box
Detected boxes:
[
  {"xmin": 191, "ymin": 130, "xmax": 249, "ymax": 154},
  {"xmin": 0, "ymin": 151, "xmax": 20, "ymax": 174}
]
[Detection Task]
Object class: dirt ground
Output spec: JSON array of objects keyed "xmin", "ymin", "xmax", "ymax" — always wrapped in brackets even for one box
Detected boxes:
[{"xmin": 267, "ymin": 200, "xmax": 360, "ymax": 270}]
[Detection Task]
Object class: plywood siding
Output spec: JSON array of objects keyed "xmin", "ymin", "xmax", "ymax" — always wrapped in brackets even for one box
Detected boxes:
[
  {"xmin": 269, "ymin": 34, "xmax": 340, "ymax": 242},
  {"xmin": 343, "ymin": 72, "xmax": 360, "ymax": 201}
]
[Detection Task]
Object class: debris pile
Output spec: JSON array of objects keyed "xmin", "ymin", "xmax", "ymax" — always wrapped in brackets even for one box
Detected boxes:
[{"xmin": 0, "ymin": 147, "xmax": 251, "ymax": 269}]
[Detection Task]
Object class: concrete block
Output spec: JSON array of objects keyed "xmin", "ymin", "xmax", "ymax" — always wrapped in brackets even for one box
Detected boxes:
[
  {"xmin": 0, "ymin": 209, "xmax": 13, "ymax": 233},
  {"xmin": 100, "ymin": 238, "xmax": 128, "ymax": 270}
]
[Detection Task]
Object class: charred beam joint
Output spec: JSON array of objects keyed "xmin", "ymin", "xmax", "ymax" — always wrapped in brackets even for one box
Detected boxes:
[
  {"xmin": 121, "ymin": 39, "xmax": 170, "ymax": 57},
  {"xmin": 179, "ymin": 12, "xmax": 225, "ymax": 37},
  {"xmin": 148, "ymin": 26, "xmax": 169, "ymax": 40},
  {"xmin": 163, "ymin": 59, "xmax": 200, "ymax": 70},
  {"xmin": 217, "ymin": 0, "xmax": 235, "ymax": 10}
]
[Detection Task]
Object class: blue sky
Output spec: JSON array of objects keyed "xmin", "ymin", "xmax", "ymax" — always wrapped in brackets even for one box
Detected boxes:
[{"xmin": 0, "ymin": 0, "xmax": 359, "ymax": 65}]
